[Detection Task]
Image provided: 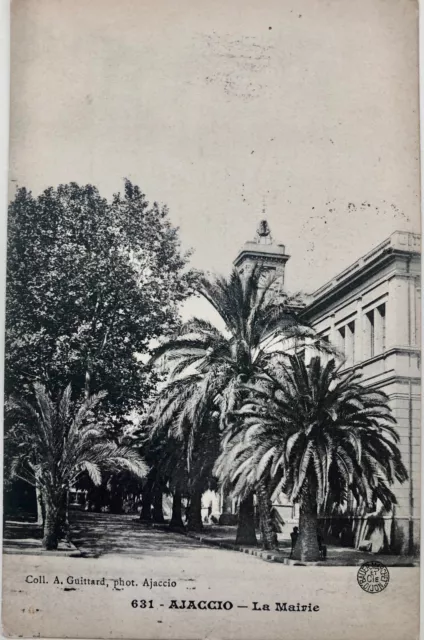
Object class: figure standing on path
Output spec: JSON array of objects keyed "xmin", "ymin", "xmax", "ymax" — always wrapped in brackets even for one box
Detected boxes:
[
  {"xmin": 318, "ymin": 530, "xmax": 327, "ymax": 560},
  {"xmin": 290, "ymin": 526, "xmax": 299, "ymax": 558}
]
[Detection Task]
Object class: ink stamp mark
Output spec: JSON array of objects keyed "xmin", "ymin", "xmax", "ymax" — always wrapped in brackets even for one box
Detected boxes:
[{"xmin": 357, "ymin": 561, "xmax": 390, "ymax": 594}]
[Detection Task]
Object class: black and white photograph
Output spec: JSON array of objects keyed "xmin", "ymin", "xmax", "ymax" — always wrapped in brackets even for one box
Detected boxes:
[{"xmin": 1, "ymin": 1, "xmax": 421, "ymax": 639}]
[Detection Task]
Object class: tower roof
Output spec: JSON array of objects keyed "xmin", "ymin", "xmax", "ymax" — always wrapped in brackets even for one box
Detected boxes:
[{"xmin": 233, "ymin": 220, "xmax": 290, "ymax": 268}]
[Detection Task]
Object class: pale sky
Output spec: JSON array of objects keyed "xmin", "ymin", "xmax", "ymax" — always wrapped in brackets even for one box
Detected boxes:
[{"xmin": 9, "ymin": 0, "xmax": 420, "ymax": 324}]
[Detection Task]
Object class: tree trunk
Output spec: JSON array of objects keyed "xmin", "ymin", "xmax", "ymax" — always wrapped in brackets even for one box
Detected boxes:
[
  {"xmin": 56, "ymin": 489, "xmax": 69, "ymax": 540},
  {"xmin": 152, "ymin": 486, "xmax": 164, "ymax": 523},
  {"xmin": 170, "ymin": 490, "xmax": 185, "ymax": 530},
  {"xmin": 87, "ymin": 485, "xmax": 104, "ymax": 512},
  {"xmin": 36, "ymin": 483, "xmax": 45, "ymax": 527},
  {"xmin": 236, "ymin": 493, "xmax": 257, "ymax": 546},
  {"xmin": 257, "ymin": 480, "xmax": 278, "ymax": 550},
  {"xmin": 63, "ymin": 489, "xmax": 70, "ymax": 542},
  {"xmin": 222, "ymin": 492, "xmax": 232, "ymax": 514},
  {"xmin": 292, "ymin": 485, "xmax": 320, "ymax": 562},
  {"xmin": 42, "ymin": 492, "xmax": 60, "ymax": 550},
  {"xmin": 140, "ymin": 481, "xmax": 153, "ymax": 522},
  {"xmin": 218, "ymin": 488, "xmax": 235, "ymax": 525},
  {"xmin": 109, "ymin": 480, "xmax": 123, "ymax": 514},
  {"xmin": 187, "ymin": 489, "xmax": 203, "ymax": 532},
  {"xmin": 84, "ymin": 363, "xmax": 91, "ymax": 399}
]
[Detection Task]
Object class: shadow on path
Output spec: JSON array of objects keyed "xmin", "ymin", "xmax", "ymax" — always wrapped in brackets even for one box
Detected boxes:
[
  {"xmin": 4, "ymin": 521, "xmax": 42, "ymax": 540},
  {"xmin": 69, "ymin": 511, "xmax": 213, "ymax": 559}
]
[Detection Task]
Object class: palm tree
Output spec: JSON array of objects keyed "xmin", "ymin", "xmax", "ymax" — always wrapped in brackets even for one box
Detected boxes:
[
  {"xmin": 225, "ymin": 354, "xmax": 408, "ymax": 561},
  {"xmin": 150, "ymin": 266, "xmax": 324, "ymax": 543},
  {"xmin": 214, "ymin": 419, "xmax": 278, "ymax": 549},
  {"xmin": 136, "ymin": 417, "xmax": 189, "ymax": 528},
  {"xmin": 147, "ymin": 376, "xmax": 221, "ymax": 532},
  {"xmin": 6, "ymin": 383, "xmax": 148, "ymax": 550}
]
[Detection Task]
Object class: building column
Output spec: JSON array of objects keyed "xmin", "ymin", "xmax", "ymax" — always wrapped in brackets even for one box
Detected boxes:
[
  {"xmin": 409, "ymin": 277, "xmax": 418, "ymax": 347},
  {"xmin": 387, "ymin": 276, "xmax": 410, "ymax": 350}
]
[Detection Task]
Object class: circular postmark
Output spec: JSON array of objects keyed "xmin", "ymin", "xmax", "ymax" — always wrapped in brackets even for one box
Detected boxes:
[{"xmin": 357, "ymin": 561, "xmax": 390, "ymax": 594}]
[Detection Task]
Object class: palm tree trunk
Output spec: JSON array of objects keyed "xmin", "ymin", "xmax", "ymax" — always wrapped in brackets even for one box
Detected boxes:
[
  {"xmin": 170, "ymin": 490, "xmax": 184, "ymax": 530},
  {"xmin": 109, "ymin": 479, "xmax": 123, "ymax": 514},
  {"xmin": 152, "ymin": 486, "xmax": 164, "ymax": 523},
  {"xmin": 236, "ymin": 492, "xmax": 257, "ymax": 545},
  {"xmin": 257, "ymin": 479, "xmax": 278, "ymax": 550},
  {"xmin": 292, "ymin": 485, "xmax": 320, "ymax": 562},
  {"xmin": 63, "ymin": 489, "xmax": 70, "ymax": 542},
  {"xmin": 222, "ymin": 493, "xmax": 232, "ymax": 514},
  {"xmin": 42, "ymin": 491, "xmax": 60, "ymax": 550},
  {"xmin": 140, "ymin": 481, "xmax": 153, "ymax": 522},
  {"xmin": 56, "ymin": 489, "xmax": 69, "ymax": 540},
  {"xmin": 218, "ymin": 489, "xmax": 234, "ymax": 525},
  {"xmin": 187, "ymin": 489, "xmax": 203, "ymax": 532}
]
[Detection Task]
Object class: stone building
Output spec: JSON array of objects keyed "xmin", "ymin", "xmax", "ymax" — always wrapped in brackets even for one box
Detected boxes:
[
  {"xmin": 231, "ymin": 224, "xmax": 421, "ymax": 554},
  {"xmin": 233, "ymin": 219, "xmax": 290, "ymax": 292}
]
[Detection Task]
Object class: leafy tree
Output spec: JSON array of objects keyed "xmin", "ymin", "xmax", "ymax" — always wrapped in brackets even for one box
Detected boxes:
[
  {"xmin": 5, "ymin": 180, "xmax": 197, "ymax": 427},
  {"xmin": 222, "ymin": 355, "xmax": 407, "ymax": 560},
  {"xmin": 6, "ymin": 383, "xmax": 148, "ymax": 550}
]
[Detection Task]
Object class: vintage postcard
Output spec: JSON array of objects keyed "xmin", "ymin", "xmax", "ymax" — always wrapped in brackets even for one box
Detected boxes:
[{"xmin": 2, "ymin": 0, "xmax": 421, "ymax": 639}]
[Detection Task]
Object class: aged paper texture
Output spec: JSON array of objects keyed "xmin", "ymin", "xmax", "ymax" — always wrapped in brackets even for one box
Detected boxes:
[{"xmin": 2, "ymin": 0, "xmax": 421, "ymax": 639}]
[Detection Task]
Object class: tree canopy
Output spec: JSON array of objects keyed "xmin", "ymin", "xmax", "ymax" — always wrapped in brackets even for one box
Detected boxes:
[
  {"xmin": 6, "ymin": 382, "xmax": 148, "ymax": 549},
  {"xmin": 6, "ymin": 180, "xmax": 198, "ymax": 423},
  {"xmin": 147, "ymin": 266, "xmax": 325, "ymax": 535},
  {"xmin": 216, "ymin": 354, "xmax": 408, "ymax": 559}
]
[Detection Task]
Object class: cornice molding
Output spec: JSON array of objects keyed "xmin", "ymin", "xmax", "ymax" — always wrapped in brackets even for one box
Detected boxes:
[{"xmin": 302, "ymin": 250, "xmax": 420, "ymax": 320}]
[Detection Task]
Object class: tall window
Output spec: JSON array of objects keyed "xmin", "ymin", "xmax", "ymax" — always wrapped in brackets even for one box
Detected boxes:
[
  {"xmin": 338, "ymin": 326, "xmax": 346, "ymax": 357},
  {"xmin": 377, "ymin": 304, "xmax": 386, "ymax": 352},
  {"xmin": 366, "ymin": 309, "xmax": 375, "ymax": 358},
  {"xmin": 338, "ymin": 321, "xmax": 355, "ymax": 367},
  {"xmin": 347, "ymin": 321, "xmax": 355, "ymax": 366},
  {"xmin": 365, "ymin": 304, "xmax": 386, "ymax": 358}
]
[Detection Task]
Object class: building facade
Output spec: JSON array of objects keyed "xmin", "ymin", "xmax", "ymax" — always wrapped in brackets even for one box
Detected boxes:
[{"xmin": 231, "ymin": 225, "xmax": 421, "ymax": 554}]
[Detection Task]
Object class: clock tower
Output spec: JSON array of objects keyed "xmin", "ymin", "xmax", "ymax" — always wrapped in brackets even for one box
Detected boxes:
[{"xmin": 233, "ymin": 220, "xmax": 290, "ymax": 292}]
